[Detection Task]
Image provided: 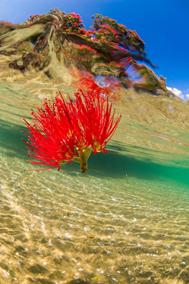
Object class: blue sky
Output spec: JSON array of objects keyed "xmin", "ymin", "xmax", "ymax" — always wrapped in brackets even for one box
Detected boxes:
[{"xmin": 0, "ymin": 0, "xmax": 188, "ymax": 93}]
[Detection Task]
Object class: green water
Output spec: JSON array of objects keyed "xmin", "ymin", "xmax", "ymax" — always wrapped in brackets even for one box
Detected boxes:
[{"xmin": 0, "ymin": 83, "xmax": 189, "ymax": 284}]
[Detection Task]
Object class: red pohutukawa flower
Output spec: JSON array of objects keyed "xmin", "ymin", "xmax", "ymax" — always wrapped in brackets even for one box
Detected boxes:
[{"xmin": 24, "ymin": 86, "xmax": 121, "ymax": 172}]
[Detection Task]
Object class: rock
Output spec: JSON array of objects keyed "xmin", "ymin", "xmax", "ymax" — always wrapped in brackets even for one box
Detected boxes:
[{"xmin": 28, "ymin": 264, "xmax": 48, "ymax": 274}]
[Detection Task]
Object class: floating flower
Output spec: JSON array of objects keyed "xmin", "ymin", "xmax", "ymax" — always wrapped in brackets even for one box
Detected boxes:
[{"xmin": 24, "ymin": 85, "xmax": 121, "ymax": 172}]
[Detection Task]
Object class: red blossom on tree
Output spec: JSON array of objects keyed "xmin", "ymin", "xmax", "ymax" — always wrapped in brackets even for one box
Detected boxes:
[
  {"xmin": 75, "ymin": 74, "xmax": 123, "ymax": 100},
  {"xmin": 24, "ymin": 83, "xmax": 121, "ymax": 172},
  {"xmin": 2, "ymin": 10, "xmax": 165, "ymax": 94}
]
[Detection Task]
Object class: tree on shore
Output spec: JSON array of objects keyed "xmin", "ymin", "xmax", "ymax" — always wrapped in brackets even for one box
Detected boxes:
[{"xmin": 0, "ymin": 9, "xmax": 167, "ymax": 94}]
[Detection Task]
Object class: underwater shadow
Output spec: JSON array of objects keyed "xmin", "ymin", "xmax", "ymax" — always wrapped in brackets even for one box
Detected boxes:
[
  {"xmin": 66, "ymin": 146, "xmax": 189, "ymax": 187},
  {"xmin": 0, "ymin": 119, "xmax": 28, "ymax": 159},
  {"xmin": 0, "ymin": 119, "xmax": 188, "ymax": 186}
]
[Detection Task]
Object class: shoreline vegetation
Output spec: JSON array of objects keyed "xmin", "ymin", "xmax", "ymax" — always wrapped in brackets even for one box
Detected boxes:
[{"xmin": 0, "ymin": 9, "xmax": 172, "ymax": 96}]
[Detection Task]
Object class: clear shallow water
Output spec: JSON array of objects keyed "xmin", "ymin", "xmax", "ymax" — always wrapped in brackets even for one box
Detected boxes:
[{"xmin": 0, "ymin": 83, "xmax": 189, "ymax": 284}]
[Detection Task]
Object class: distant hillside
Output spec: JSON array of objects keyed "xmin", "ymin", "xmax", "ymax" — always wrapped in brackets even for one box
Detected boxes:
[{"xmin": 0, "ymin": 9, "xmax": 172, "ymax": 96}]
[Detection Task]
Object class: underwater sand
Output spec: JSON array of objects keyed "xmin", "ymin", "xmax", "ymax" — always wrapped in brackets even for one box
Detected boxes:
[{"xmin": 0, "ymin": 82, "xmax": 189, "ymax": 284}]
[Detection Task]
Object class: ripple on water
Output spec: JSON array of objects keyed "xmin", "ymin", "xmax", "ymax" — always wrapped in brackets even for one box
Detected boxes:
[{"xmin": 0, "ymin": 160, "xmax": 189, "ymax": 283}]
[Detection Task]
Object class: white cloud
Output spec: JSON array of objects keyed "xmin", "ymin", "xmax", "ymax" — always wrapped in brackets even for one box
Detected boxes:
[
  {"xmin": 167, "ymin": 86, "xmax": 189, "ymax": 100},
  {"xmin": 167, "ymin": 86, "xmax": 182, "ymax": 98},
  {"xmin": 184, "ymin": 93, "xmax": 189, "ymax": 100}
]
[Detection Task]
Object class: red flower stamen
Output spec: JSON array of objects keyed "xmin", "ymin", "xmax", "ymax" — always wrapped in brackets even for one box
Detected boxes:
[{"xmin": 24, "ymin": 84, "xmax": 121, "ymax": 172}]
